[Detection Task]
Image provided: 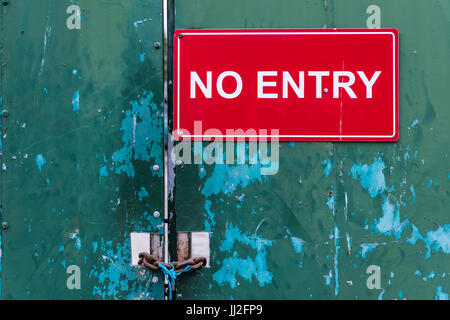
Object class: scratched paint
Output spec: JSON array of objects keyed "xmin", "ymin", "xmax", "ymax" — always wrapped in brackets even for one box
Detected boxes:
[
  {"xmin": 350, "ymin": 157, "xmax": 387, "ymax": 198},
  {"xmin": 35, "ymin": 154, "xmax": 47, "ymax": 173},
  {"xmin": 71, "ymin": 90, "xmax": 80, "ymax": 113},
  {"xmin": 212, "ymin": 223, "xmax": 273, "ymax": 288},
  {"xmin": 109, "ymin": 91, "xmax": 163, "ymax": 179},
  {"xmin": 89, "ymin": 238, "xmax": 163, "ymax": 299},
  {"xmin": 407, "ymin": 224, "xmax": 450, "ymax": 259}
]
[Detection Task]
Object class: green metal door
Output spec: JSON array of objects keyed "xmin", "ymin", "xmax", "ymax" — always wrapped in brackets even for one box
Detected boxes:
[
  {"xmin": 174, "ymin": 0, "xmax": 450, "ymax": 300},
  {"xmin": 0, "ymin": 0, "xmax": 448, "ymax": 300},
  {"xmin": 1, "ymin": 0, "xmax": 165, "ymax": 299}
]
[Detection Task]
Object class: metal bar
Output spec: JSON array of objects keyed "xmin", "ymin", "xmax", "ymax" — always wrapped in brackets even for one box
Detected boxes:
[
  {"xmin": 162, "ymin": 0, "xmax": 170, "ymax": 300},
  {"xmin": 163, "ymin": 0, "xmax": 177, "ymax": 300}
]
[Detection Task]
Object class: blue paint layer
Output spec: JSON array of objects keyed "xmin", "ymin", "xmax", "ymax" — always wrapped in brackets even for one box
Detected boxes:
[
  {"xmin": 201, "ymin": 165, "xmax": 263, "ymax": 197},
  {"xmin": 410, "ymin": 185, "xmax": 416, "ymax": 203},
  {"xmin": 111, "ymin": 91, "xmax": 162, "ymax": 178},
  {"xmin": 72, "ymin": 90, "xmax": 80, "ymax": 112},
  {"xmin": 213, "ymin": 223, "xmax": 273, "ymax": 288},
  {"xmin": 375, "ymin": 198, "xmax": 408, "ymax": 239},
  {"xmin": 35, "ymin": 154, "xmax": 47, "ymax": 172},
  {"xmin": 435, "ymin": 286, "xmax": 448, "ymax": 300},
  {"xmin": 350, "ymin": 157, "xmax": 387, "ymax": 198},
  {"xmin": 407, "ymin": 224, "xmax": 450, "ymax": 259},
  {"xmin": 137, "ymin": 186, "xmax": 149, "ymax": 201},
  {"xmin": 204, "ymin": 200, "xmax": 215, "ymax": 232},
  {"xmin": 90, "ymin": 238, "xmax": 161, "ymax": 299},
  {"xmin": 99, "ymin": 166, "xmax": 108, "ymax": 182},
  {"xmin": 321, "ymin": 159, "xmax": 332, "ymax": 178}
]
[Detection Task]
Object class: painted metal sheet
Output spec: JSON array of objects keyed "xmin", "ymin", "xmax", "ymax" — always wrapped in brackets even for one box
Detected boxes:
[
  {"xmin": 174, "ymin": 0, "xmax": 449, "ymax": 300},
  {"xmin": 0, "ymin": 0, "xmax": 165, "ymax": 299}
]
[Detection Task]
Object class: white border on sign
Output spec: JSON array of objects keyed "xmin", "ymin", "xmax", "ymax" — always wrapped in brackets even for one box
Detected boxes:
[{"xmin": 177, "ymin": 31, "xmax": 397, "ymax": 139}]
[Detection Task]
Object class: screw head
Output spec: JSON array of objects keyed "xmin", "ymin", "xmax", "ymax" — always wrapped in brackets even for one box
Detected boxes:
[
  {"xmin": 152, "ymin": 276, "xmax": 159, "ymax": 283},
  {"xmin": 154, "ymin": 42, "xmax": 161, "ymax": 49},
  {"xmin": 1, "ymin": 221, "xmax": 9, "ymax": 230},
  {"xmin": 153, "ymin": 211, "xmax": 160, "ymax": 218},
  {"xmin": 324, "ymin": 88, "xmax": 329, "ymax": 93},
  {"xmin": 152, "ymin": 164, "xmax": 160, "ymax": 172},
  {"xmin": 1, "ymin": 109, "xmax": 9, "ymax": 118},
  {"xmin": 176, "ymin": 159, "xmax": 184, "ymax": 167},
  {"xmin": 178, "ymin": 34, "xmax": 183, "ymax": 39}
]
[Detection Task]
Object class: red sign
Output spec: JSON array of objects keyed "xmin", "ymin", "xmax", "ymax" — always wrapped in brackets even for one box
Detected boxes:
[{"xmin": 173, "ymin": 29, "xmax": 398, "ymax": 141}]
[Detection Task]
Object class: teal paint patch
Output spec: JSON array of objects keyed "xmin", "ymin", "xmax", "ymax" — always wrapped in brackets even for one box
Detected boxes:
[
  {"xmin": 69, "ymin": 228, "xmax": 82, "ymax": 251},
  {"xmin": 286, "ymin": 229, "xmax": 305, "ymax": 254},
  {"xmin": 35, "ymin": 154, "xmax": 47, "ymax": 173},
  {"xmin": 350, "ymin": 157, "xmax": 387, "ymax": 198},
  {"xmin": 407, "ymin": 224, "xmax": 450, "ymax": 259},
  {"xmin": 137, "ymin": 186, "xmax": 149, "ymax": 201},
  {"xmin": 201, "ymin": 164, "xmax": 264, "ymax": 197},
  {"xmin": 127, "ymin": 211, "xmax": 162, "ymax": 232},
  {"xmin": 72, "ymin": 90, "xmax": 80, "ymax": 113},
  {"xmin": 375, "ymin": 198, "xmax": 408, "ymax": 239},
  {"xmin": 92, "ymin": 242, "xmax": 98, "ymax": 254},
  {"xmin": 89, "ymin": 238, "xmax": 161, "ymax": 300},
  {"xmin": 213, "ymin": 223, "xmax": 273, "ymax": 288},
  {"xmin": 321, "ymin": 159, "xmax": 332, "ymax": 178},
  {"xmin": 378, "ymin": 289, "xmax": 385, "ymax": 300},
  {"xmin": 410, "ymin": 185, "xmax": 416, "ymax": 203},
  {"xmin": 326, "ymin": 195, "xmax": 335, "ymax": 211},
  {"xmin": 290, "ymin": 235, "xmax": 305, "ymax": 254},
  {"xmin": 435, "ymin": 286, "xmax": 448, "ymax": 300},
  {"xmin": 204, "ymin": 200, "xmax": 215, "ymax": 231},
  {"xmin": 111, "ymin": 91, "xmax": 163, "ymax": 178},
  {"xmin": 99, "ymin": 166, "xmax": 108, "ymax": 182},
  {"xmin": 360, "ymin": 242, "xmax": 386, "ymax": 259},
  {"xmin": 140, "ymin": 53, "xmax": 145, "ymax": 62},
  {"xmin": 333, "ymin": 224, "xmax": 339, "ymax": 297}
]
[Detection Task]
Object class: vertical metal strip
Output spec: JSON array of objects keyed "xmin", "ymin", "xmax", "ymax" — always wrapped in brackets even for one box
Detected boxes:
[
  {"xmin": 162, "ymin": 0, "xmax": 170, "ymax": 300},
  {"xmin": 0, "ymin": 1, "xmax": 4, "ymax": 301},
  {"xmin": 163, "ymin": 0, "xmax": 177, "ymax": 300}
]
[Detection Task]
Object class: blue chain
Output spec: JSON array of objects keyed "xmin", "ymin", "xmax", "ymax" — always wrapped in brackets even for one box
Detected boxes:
[{"xmin": 158, "ymin": 263, "xmax": 192, "ymax": 300}]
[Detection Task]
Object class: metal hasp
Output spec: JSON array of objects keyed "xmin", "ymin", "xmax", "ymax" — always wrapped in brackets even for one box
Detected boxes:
[{"xmin": 131, "ymin": 231, "xmax": 210, "ymax": 299}]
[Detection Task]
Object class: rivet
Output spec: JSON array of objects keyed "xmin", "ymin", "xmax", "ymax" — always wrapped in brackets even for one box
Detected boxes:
[
  {"xmin": 152, "ymin": 276, "xmax": 159, "ymax": 283},
  {"xmin": 176, "ymin": 159, "xmax": 183, "ymax": 167},
  {"xmin": 154, "ymin": 42, "xmax": 161, "ymax": 49},
  {"xmin": 324, "ymin": 88, "xmax": 329, "ymax": 93},
  {"xmin": 1, "ymin": 221, "xmax": 9, "ymax": 230},
  {"xmin": 1, "ymin": 109, "xmax": 9, "ymax": 118},
  {"xmin": 153, "ymin": 211, "xmax": 160, "ymax": 218},
  {"xmin": 178, "ymin": 131, "xmax": 184, "ymax": 137},
  {"xmin": 178, "ymin": 34, "xmax": 183, "ymax": 39},
  {"xmin": 152, "ymin": 164, "xmax": 160, "ymax": 172}
]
